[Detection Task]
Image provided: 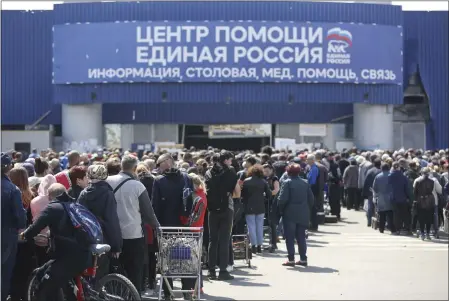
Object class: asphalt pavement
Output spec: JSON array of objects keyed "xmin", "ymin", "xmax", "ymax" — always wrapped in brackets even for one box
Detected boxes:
[{"xmin": 150, "ymin": 208, "xmax": 449, "ymax": 300}]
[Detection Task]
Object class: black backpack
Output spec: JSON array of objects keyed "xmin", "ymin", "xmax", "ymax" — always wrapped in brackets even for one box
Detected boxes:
[
  {"xmin": 417, "ymin": 178, "xmax": 435, "ymax": 210},
  {"xmin": 205, "ymin": 169, "xmax": 229, "ymax": 212}
]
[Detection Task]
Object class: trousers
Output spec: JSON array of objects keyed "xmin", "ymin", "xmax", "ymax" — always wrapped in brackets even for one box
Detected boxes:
[
  {"xmin": 120, "ymin": 237, "xmax": 146, "ymax": 292},
  {"xmin": 283, "ymin": 219, "xmax": 307, "ymax": 262},
  {"xmin": 393, "ymin": 203, "xmax": 411, "ymax": 231},
  {"xmin": 378, "ymin": 210, "xmax": 396, "ymax": 233},
  {"xmin": 208, "ymin": 208, "xmax": 233, "ymax": 273},
  {"xmin": 36, "ymin": 251, "xmax": 90, "ymax": 301}
]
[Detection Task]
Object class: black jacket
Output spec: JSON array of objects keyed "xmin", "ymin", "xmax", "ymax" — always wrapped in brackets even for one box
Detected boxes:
[
  {"xmin": 68, "ymin": 184, "xmax": 84, "ymax": 200},
  {"xmin": 78, "ymin": 181, "xmax": 123, "ymax": 252},
  {"xmin": 362, "ymin": 168, "xmax": 381, "ymax": 198},
  {"xmin": 23, "ymin": 199, "xmax": 88, "ymax": 257},
  {"xmin": 241, "ymin": 176, "xmax": 271, "ymax": 215},
  {"xmin": 152, "ymin": 168, "xmax": 186, "ymax": 226}
]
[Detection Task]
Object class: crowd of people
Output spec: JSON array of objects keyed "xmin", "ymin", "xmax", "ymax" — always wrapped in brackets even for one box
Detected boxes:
[{"xmin": 2, "ymin": 145, "xmax": 448, "ymax": 301}]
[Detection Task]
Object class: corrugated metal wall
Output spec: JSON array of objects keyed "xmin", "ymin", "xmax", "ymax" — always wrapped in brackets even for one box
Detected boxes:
[
  {"xmin": 53, "ymin": 1, "xmax": 402, "ymax": 25},
  {"xmin": 102, "ymin": 103, "xmax": 353, "ymax": 124},
  {"xmin": 1, "ymin": 11, "xmax": 60, "ymax": 125},
  {"xmin": 403, "ymin": 12, "xmax": 448, "ymax": 149},
  {"xmin": 52, "ymin": 1, "xmax": 403, "ymax": 118}
]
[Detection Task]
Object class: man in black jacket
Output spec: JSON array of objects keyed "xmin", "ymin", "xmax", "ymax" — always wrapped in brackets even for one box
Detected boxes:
[
  {"xmin": 78, "ymin": 164, "xmax": 122, "ymax": 279},
  {"xmin": 20, "ymin": 183, "xmax": 92, "ymax": 301},
  {"xmin": 362, "ymin": 159, "xmax": 382, "ymax": 227},
  {"xmin": 205, "ymin": 151, "xmax": 240, "ymax": 281}
]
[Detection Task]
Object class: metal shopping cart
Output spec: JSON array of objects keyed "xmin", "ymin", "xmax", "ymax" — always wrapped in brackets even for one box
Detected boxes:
[{"xmin": 157, "ymin": 227, "xmax": 203, "ymax": 301}]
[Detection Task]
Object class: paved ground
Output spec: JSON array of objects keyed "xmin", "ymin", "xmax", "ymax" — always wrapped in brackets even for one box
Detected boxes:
[{"xmin": 151, "ymin": 209, "xmax": 449, "ymax": 300}]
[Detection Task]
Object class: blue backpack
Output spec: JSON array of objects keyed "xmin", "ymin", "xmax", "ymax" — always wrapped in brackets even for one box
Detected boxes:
[{"xmin": 62, "ymin": 202, "xmax": 104, "ymax": 246}]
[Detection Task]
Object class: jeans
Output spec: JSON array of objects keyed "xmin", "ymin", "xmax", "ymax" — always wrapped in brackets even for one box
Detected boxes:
[
  {"xmin": 120, "ymin": 237, "xmax": 146, "ymax": 292},
  {"xmin": 208, "ymin": 208, "xmax": 233, "ymax": 273},
  {"xmin": 366, "ymin": 197, "xmax": 375, "ymax": 226},
  {"xmin": 245, "ymin": 214, "xmax": 265, "ymax": 246},
  {"xmin": 283, "ymin": 219, "xmax": 307, "ymax": 262},
  {"xmin": 1, "ymin": 235, "xmax": 17, "ymax": 301}
]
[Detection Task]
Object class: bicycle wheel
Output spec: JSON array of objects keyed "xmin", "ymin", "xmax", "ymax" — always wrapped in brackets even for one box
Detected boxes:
[
  {"xmin": 26, "ymin": 270, "xmax": 64, "ymax": 301},
  {"xmin": 95, "ymin": 273, "xmax": 141, "ymax": 300}
]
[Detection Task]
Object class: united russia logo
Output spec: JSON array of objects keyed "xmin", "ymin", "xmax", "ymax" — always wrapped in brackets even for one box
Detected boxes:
[{"xmin": 326, "ymin": 27, "xmax": 352, "ymax": 64}]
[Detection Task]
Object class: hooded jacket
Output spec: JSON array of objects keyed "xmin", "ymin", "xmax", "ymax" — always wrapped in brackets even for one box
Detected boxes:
[
  {"xmin": 204, "ymin": 164, "xmax": 238, "ymax": 212},
  {"xmin": 30, "ymin": 174, "xmax": 57, "ymax": 246},
  {"xmin": 78, "ymin": 181, "xmax": 122, "ymax": 252}
]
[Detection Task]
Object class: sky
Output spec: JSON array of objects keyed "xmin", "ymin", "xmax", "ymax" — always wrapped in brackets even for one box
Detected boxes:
[{"xmin": 1, "ymin": 1, "xmax": 449, "ymax": 11}]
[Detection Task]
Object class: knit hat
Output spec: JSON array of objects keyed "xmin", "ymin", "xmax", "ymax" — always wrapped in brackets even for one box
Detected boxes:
[{"xmin": 87, "ymin": 164, "xmax": 108, "ymax": 181}]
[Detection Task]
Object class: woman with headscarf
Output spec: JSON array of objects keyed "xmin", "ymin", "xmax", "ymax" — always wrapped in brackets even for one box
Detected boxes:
[
  {"xmin": 30, "ymin": 174, "xmax": 57, "ymax": 265},
  {"xmin": 8, "ymin": 167, "xmax": 35, "ymax": 301}
]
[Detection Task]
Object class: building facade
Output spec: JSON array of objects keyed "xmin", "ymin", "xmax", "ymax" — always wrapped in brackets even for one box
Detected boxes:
[{"xmin": 1, "ymin": 1, "xmax": 448, "ymax": 152}]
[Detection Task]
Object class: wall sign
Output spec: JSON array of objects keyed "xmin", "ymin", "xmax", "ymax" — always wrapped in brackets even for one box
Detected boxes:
[{"xmin": 53, "ymin": 21, "xmax": 403, "ymax": 84}]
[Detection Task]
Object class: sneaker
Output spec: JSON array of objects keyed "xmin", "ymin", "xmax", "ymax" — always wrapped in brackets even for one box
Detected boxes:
[
  {"xmin": 421, "ymin": 235, "xmax": 425, "ymax": 241},
  {"xmin": 282, "ymin": 261, "xmax": 295, "ymax": 267},
  {"xmin": 257, "ymin": 245, "xmax": 262, "ymax": 253},
  {"xmin": 226, "ymin": 265, "xmax": 234, "ymax": 272},
  {"xmin": 426, "ymin": 234, "xmax": 432, "ymax": 240},
  {"xmin": 295, "ymin": 260, "xmax": 308, "ymax": 267},
  {"xmin": 183, "ymin": 292, "xmax": 193, "ymax": 300},
  {"xmin": 217, "ymin": 271, "xmax": 234, "ymax": 281},
  {"xmin": 142, "ymin": 288, "xmax": 154, "ymax": 296},
  {"xmin": 207, "ymin": 270, "xmax": 217, "ymax": 280}
]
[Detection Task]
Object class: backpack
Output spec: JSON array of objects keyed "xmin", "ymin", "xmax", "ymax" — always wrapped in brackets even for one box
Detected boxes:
[
  {"xmin": 62, "ymin": 202, "xmax": 104, "ymax": 246},
  {"xmin": 417, "ymin": 178, "xmax": 435, "ymax": 210},
  {"xmin": 205, "ymin": 169, "xmax": 230, "ymax": 212}
]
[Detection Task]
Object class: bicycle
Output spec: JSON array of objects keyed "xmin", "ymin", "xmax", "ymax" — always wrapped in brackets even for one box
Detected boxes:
[{"xmin": 26, "ymin": 236, "xmax": 140, "ymax": 301}]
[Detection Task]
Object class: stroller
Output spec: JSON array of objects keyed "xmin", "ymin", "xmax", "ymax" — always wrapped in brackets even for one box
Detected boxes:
[{"xmin": 231, "ymin": 199, "xmax": 252, "ymax": 268}]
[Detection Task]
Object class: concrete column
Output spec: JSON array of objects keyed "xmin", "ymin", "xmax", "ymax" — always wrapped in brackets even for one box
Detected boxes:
[
  {"xmin": 62, "ymin": 104, "xmax": 103, "ymax": 151},
  {"xmin": 353, "ymin": 103, "xmax": 394, "ymax": 150}
]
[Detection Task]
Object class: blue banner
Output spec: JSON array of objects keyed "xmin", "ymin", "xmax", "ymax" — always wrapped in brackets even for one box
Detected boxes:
[{"xmin": 53, "ymin": 21, "xmax": 403, "ymax": 84}]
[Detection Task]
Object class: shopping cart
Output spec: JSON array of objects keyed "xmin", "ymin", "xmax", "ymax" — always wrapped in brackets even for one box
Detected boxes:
[{"xmin": 157, "ymin": 227, "xmax": 203, "ymax": 300}]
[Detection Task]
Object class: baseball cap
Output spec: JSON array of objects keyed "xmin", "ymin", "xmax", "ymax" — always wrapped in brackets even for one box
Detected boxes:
[{"xmin": 1, "ymin": 152, "xmax": 12, "ymax": 167}]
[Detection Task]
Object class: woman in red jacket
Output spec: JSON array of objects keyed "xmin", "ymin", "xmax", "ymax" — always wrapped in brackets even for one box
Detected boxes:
[{"xmin": 187, "ymin": 173, "xmax": 208, "ymax": 228}]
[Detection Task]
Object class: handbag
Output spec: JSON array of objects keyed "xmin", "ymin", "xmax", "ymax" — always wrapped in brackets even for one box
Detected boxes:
[{"xmin": 363, "ymin": 199, "xmax": 369, "ymax": 212}]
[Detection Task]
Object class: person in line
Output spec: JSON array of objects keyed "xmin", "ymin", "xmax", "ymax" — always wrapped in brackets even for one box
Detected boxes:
[
  {"xmin": 327, "ymin": 155, "xmax": 342, "ymax": 220},
  {"xmin": 362, "ymin": 159, "xmax": 382, "ymax": 227},
  {"xmin": 151, "ymin": 153, "xmax": 195, "ymax": 299},
  {"xmin": 413, "ymin": 167, "xmax": 443, "ymax": 240},
  {"xmin": 30, "ymin": 174, "xmax": 57, "ymax": 266},
  {"xmin": 306, "ymin": 154, "xmax": 320, "ymax": 231},
  {"xmin": 314, "ymin": 152, "xmax": 329, "ymax": 220},
  {"xmin": 205, "ymin": 151, "xmax": 240, "ymax": 281},
  {"xmin": 1, "ymin": 153, "xmax": 27, "ymax": 301},
  {"xmin": 78, "ymin": 164, "xmax": 122, "ymax": 279},
  {"xmin": 372, "ymin": 163, "xmax": 396, "ymax": 234},
  {"xmin": 278, "ymin": 164, "xmax": 314, "ymax": 267},
  {"xmin": 237, "ymin": 156, "xmax": 257, "ymax": 186},
  {"xmin": 55, "ymin": 151, "xmax": 81, "ymax": 190},
  {"xmin": 19, "ymin": 183, "xmax": 92, "ymax": 301},
  {"xmin": 8, "ymin": 167, "xmax": 35, "ymax": 301},
  {"xmin": 34, "ymin": 157, "xmax": 50, "ymax": 178},
  {"xmin": 263, "ymin": 164, "xmax": 280, "ymax": 252},
  {"xmin": 135, "ymin": 163, "xmax": 158, "ymax": 295},
  {"xmin": 405, "ymin": 161, "xmax": 421, "ymax": 233},
  {"xmin": 108, "ymin": 155, "xmax": 160, "ymax": 294},
  {"xmin": 67, "ymin": 165, "xmax": 89, "ymax": 200},
  {"xmin": 242, "ymin": 164, "xmax": 271, "ymax": 254},
  {"xmin": 389, "ymin": 162, "xmax": 412, "ymax": 235},
  {"xmin": 343, "ymin": 160, "xmax": 359, "ymax": 210}
]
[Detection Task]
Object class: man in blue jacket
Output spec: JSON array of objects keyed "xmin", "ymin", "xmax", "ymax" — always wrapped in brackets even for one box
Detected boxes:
[
  {"xmin": 1, "ymin": 153, "xmax": 26, "ymax": 301},
  {"xmin": 388, "ymin": 162, "xmax": 412, "ymax": 235}
]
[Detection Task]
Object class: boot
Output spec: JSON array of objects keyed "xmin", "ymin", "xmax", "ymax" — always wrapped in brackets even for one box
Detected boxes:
[
  {"xmin": 257, "ymin": 245, "xmax": 262, "ymax": 253},
  {"xmin": 251, "ymin": 245, "xmax": 257, "ymax": 254}
]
